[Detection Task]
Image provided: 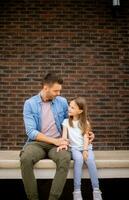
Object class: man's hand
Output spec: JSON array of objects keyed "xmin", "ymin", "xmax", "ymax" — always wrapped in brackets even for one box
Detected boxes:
[
  {"xmin": 54, "ymin": 138, "xmax": 69, "ymax": 147},
  {"xmin": 57, "ymin": 145, "xmax": 68, "ymax": 152},
  {"xmin": 88, "ymin": 131, "xmax": 95, "ymax": 144}
]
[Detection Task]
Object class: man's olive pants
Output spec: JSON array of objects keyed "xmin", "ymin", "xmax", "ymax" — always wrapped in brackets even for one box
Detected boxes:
[{"xmin": 20, "ymin": 142, "xmax": 71, "ymax": 200}]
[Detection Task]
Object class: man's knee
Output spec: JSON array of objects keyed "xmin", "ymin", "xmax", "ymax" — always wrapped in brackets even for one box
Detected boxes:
[
  {"xmin": 57, "ymin": 150, "xmax": 71, "ymax": 167},
  {"xmin": 62, "ymin": 150, "xmax": 71, "ymax": 161},
  {"xmin": 20, "ymin": 149, "xmax": 34, "ymax": 168}
]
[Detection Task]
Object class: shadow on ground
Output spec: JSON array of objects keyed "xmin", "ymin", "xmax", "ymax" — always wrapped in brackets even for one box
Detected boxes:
[{"xmin": 0, "ymin": 178, "xmax": 128, "ymax": 200}]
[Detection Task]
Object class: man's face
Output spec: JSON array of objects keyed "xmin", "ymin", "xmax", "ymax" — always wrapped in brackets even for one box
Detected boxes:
[{"xmin": 43, "ymin": 83, "xmax": 62, "ymax": 100}]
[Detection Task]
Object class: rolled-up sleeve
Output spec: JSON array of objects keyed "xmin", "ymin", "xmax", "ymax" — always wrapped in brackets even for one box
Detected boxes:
[{"xmin": 23, "ymin": 100, "xmax": 40, "ymax": 140}]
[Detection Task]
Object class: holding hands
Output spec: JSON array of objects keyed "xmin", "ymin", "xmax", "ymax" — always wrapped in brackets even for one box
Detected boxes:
[
  {"xmin": 56, "ymin": 137, "xmax": 69, "ymax": 152},
  {"xmin": 57, "ymin": 144, "xmax": 68, "ymax": 152},
  {"xmin": 54, "ymin": 137, "xmax": 69, "ymax": 147}
]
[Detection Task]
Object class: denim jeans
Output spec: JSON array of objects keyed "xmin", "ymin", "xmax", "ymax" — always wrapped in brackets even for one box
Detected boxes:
[
  {"xmin": 71, "ymin": 144, "xmax": 99, "ymax": 190},
  {"xmin": 20, "ymin": 141, "xmax": 71, "ymax": 200}
]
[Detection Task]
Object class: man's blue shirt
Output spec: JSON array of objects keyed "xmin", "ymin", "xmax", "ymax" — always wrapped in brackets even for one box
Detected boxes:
[{"xmin": 23, "ymin": 93, "xmax": 68, "ymax": 142}]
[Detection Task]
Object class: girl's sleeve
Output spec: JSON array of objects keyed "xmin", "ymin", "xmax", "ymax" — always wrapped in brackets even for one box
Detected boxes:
[{"xmin": 62, "ymin": 118, "xmax": 68, "ymax": 127}]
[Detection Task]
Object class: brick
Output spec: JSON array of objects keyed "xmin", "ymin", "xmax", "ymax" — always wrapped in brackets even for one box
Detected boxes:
[{"xmin": 0, "ymin": 0, "xmax": 129, "ymax": 150}]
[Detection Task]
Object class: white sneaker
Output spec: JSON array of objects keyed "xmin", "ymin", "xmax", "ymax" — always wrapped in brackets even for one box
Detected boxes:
[
  {"xmin": 93, "ymin": 188, "xmax": 103, "ymax": 200},
  {"xmin": 73, "ymin": 190, "xmax": 83, "ymax": 200}
]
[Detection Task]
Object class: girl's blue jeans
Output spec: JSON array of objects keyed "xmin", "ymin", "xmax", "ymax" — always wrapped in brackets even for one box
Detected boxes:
[{"xmin": 71, "ymin": 144, "xmax": 99, "ymax": 190}]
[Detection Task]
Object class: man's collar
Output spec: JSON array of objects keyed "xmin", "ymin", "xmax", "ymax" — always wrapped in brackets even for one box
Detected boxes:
[{"xmin": 39, "ymin": 92, "xmax": 55, "ymax": 104}]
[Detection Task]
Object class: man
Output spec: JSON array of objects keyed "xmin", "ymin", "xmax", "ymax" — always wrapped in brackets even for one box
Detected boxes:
[{"xmin": 20, "ymin": 72, "xmax": 94, "ymax": 200}]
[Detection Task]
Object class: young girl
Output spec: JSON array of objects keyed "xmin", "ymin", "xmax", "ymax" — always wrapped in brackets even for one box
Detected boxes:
[{"xmin": 57, "ymin": 97, "xmax": 103, "ymax": 200}]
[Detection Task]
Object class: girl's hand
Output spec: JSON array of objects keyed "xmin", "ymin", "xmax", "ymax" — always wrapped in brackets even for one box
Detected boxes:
[
  {"xmin": 83, "ymin": 150, "xmax": 88, "ymax": 160},
  {"xmin": 57, "ymin": 144, "xmax": 68, "ymax": 152}
]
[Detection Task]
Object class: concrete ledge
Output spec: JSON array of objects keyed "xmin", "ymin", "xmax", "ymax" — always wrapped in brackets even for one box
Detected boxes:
[{"xmin": 0, "ymin": 150, "xmax": 129, "ymax": 179}]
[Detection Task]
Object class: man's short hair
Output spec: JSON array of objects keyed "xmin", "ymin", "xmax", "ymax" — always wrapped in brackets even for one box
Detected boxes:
[{"xmin": 42, "ymin": 72, "xmax": 63, "ymax": 86}]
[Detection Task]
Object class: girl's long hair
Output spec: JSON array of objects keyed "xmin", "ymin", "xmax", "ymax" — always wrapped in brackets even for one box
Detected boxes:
[{"xmin": 69, "ymin": 97, "xmax": 91, "ymax": 135}]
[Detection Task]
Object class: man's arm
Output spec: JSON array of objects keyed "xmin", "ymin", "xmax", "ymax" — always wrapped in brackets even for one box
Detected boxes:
[
  {"xmin": 36, "ymin": 132, "xmax": 68, "ymax": 146},
  {"xmin": 23, "ymin": 100, "xmax": 68, "ymax": 146},
  {"xmin": 88, "ymin": 131, "xmax": 95, "ymax": 143}
]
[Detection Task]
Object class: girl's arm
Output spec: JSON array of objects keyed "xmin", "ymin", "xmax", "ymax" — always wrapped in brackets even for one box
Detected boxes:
[
  {"xmin": 83, "ymin": 133, "xmax": 89, "ymax": 160},
  {"xmin": 83, "ymin": 133, "xmax": 89, "ymax": 151},
  {"xmin": 83, "ymin": 121, "xmax": 91, "ymax": 160},
  {"xmin": 62, "ymin": 125, "xmax": 68, "ymax": 139},
  {"xmin": 57, "ymin": 126, "xmax": 68, "ymax": 152}
]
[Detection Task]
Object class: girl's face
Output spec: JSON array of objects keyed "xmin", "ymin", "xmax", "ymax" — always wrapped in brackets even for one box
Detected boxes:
[{"xmin": 68, "ymin": 100, "xmax": 82, "ymax": 117}]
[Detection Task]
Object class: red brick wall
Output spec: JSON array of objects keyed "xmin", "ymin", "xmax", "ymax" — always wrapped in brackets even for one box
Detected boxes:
[{"xmin": 0, "ymin": 0, "xmax": 129, "ymax": 150}]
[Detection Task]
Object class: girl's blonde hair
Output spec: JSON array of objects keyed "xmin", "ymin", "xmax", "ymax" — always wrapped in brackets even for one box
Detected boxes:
[{"xmin": 69, "ymin": 97, "xmax": 91, "ymax": 135}]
